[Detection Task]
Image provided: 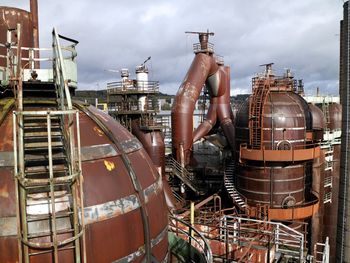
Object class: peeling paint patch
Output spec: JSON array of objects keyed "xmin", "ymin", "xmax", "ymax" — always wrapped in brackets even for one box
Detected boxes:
[
  {"xmin": 104, "ymin": 160, "xmax": 115, "ymax": 171},
  {"xmin": 83, "ymin": 194, "xmax": 139, "ymax": 225},
  {"xmin": 143, "ymin": 175, "xmax": 163, "ymax": 203},
  {"xmin": 120, "ymin": 138, "xmax": 142, "ymax": 153}
]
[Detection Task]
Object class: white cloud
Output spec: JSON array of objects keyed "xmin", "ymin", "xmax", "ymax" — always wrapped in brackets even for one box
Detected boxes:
[
  {"xmin": 140, "ymin": 3, "xmax": 177, "ymax": 23},
  {"xmin": 0, "ymin": 0, "xmax": 344, "ymax": 95}
]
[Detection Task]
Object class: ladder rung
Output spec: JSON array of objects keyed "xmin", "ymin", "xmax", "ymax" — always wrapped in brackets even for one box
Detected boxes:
[
  {"xmin": 29, "ymin": 245, "xmax": 76, "ymax": 257},
  {"xmin": 27, "ymin": 211, "xmax": 73, "ymax": 222},
  {"xmin": 28, "ymin": 228, "xmax": 75, "ymax": 239}
]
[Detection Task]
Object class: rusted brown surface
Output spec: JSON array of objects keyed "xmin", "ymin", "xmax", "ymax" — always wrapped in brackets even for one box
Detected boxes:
[
  {"xmin": 268, "ymin": 199, "xmax": 319, "ymax": 221},
  {"xmin": 234, "ymin": 69, "xmax": 322, "ymax": 224},
  {"xmin": 171, "ymin": 53, "xmax": 218, "ymax": 165},
  {"xmin": 309, "ymin": 103, "xmax": 326, "ymax": 140},
  {"xmin": 0, "ymin": 113, "xmax": 13, "ymax": 151},
  {"xmin": 0, "ymin": 6, "xmax": 35, "ymax": 68},
  {"xmin": 0, "ymin": 168, "xmax": 16, "ymax": 217},
  {"xmin": 131, "ymin": 120, "xmax": 165, "ymax": 176},
  {"xmin": 131, "ymin": 119, "xmax": 179, "ymax": 210},
  {"xmin": 328, "ymin": 103, "xmax": 342, "ymax": 131},
  {"xmin": 262, "ymin": 92, "xmax": 308, "ymax": 150},
  {"xmin": 311, "ymin": 149, "xmax": 325, "ymax": 252},
  {"xmin": 236, "ymin": 163, "xmax": 305, "ymax": 207},
  {"xmin": 323, "ymin": 144, "xmax": 341, "ymax": 263},
  {"xmin": 309, "ymin": 104, "xmax": 326, "ymax": 130},
  {"xmin": 240, "ymin": 145, "xmax": 321, "ymax": 162},
  {"xmin": 171, "ymin": 51, "xmax": 235, "ymax": 166},
  {"xmin": 0, "ymin": 102, "xmax": 169, "ymax": 262}
]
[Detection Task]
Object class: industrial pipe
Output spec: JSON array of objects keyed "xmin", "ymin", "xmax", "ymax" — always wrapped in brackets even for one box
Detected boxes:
[
  {"xmin": 30, "ymin": 0, "xmax": 39, "ymax": 68},
  {"xmin": 131, "ymin": 120, "xmax": 179, "ymax": 210},
  {"xmin": 171, "ymin": 54, "xmax": 235, "ymax": 166}
]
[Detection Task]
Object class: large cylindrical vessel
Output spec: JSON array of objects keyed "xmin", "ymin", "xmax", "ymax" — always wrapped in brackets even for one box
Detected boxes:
[
  {"xmin": 323, "ymin": 102, "xmax": 341, "ymax": 263},
  {"xmin": 0, "ymin": 101, "xmax": 169, "ymax": 262},
  {"xmin": 0, "ymin": 0, "xmax": 39, "ymax": 69},
  {"xmin": 234, "ymin": 66, "xmax": 321, "ymax": 226}
]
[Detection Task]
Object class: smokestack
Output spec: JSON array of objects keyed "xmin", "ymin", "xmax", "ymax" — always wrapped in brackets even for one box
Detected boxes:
[
  {"xmin": 30, "ymin": 0, "xmax": 39, "ymax": 67},
  {"xmin": 337, "ymin": 1, "xmax": 350, "ymax": 262}
]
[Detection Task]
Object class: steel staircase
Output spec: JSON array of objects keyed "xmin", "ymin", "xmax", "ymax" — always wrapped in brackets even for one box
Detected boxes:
[
  {"xmin": 224, "ymin": 162, "xmax": 246, "ymax": 209},
  {"xmin": 249, "ymin": 78, "xmax": 270, "ymax": 149},
  {"xmin": 165, "ymin": 156, "xmax": 201, "ymax": 195},
  {"xmin": 11, "ymin": 27, "xmax": 85, "ymax": 262}
]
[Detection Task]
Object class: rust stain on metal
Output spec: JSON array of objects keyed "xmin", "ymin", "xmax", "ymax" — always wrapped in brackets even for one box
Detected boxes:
[
  {"xmin": 0, "ymin": 184, "xmax": 9, "ymax": 198},
  {"xmin": 104, "ymin": 160, "xmax": 116, "ymax": 171},
  {"xmin": 111, "ymin": 226, "xmax": 168, "ymax": 263},
  {"xmin": 93, "ymin": 126, "xmax": 104, "ymax": 137}
]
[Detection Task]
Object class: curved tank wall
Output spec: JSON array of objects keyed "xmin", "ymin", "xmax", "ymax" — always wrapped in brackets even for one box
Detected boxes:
[
  {"xmin": 261, "ymin": 92, "xmax": 309, "ymax": 150},
  {"xmin": 0, "ymin": 101, "xmax": 169, "ymax": 262},
  {"xmin": 0, "ymin": 7, "xmax": 36, "ymax": 68},
  {"xmin": 323, "ymin": 102, "xmax": 341, "ymax": 263},
  {"xmin": 329, "ymin": 103, "xmax": 342, "ymax": 131},
  {"xmin": 235, "ymin": 91, "xmax": 313, "ymax": 208},
  {"xmin": 235, "ymin": 163, "xmax": 305, "ymax": 207}
]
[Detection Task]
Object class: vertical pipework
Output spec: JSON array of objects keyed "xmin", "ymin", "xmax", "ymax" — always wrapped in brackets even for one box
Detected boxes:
[
  {"xmin": 131, "ymin": 120, "xmax": 179, "ymax": 209},
  {"xmin": 216, "ymin": 66, "xmax": 235, "ymax": 151},
  {"xmin": 337, "ymin": 1, "xmax": 350, "ymax": 262},
  {"xmin": 171, "ymin": 53, "xmax": 218, "ymax": 165},
  {"xmin": 30, "ymin": 0, "xmax": 39, "ymax": 68}
]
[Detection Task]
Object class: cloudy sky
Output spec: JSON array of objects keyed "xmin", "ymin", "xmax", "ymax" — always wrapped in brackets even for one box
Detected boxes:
[{"xmin": 2, "ymin": 0, "xmax": 344, "ymax": 95}]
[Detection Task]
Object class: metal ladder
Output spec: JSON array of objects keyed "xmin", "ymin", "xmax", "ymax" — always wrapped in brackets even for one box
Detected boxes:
[
  {"xmin": 12, "ymin": 27, "xmax": 86, "ymax": 263},
  {"xmin": 249, "ymin": 78, "xmax": 270, "ymax": 149}
]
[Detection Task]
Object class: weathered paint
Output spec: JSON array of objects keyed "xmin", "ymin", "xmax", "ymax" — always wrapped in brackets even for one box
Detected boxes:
[{"xmin": 0, "ymin": 101, "xmax": 169, "ymax": 262}]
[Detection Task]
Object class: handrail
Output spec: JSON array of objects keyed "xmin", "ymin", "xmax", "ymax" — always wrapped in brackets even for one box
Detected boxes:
[
  {"xmin": 166, "ymin": 156, "xmax": 199, "ymax": 194},
  {"xmin": 13, "ymin": 110, "xmax": 85, "ymax": 260},
  {"xmin": 169, "ymin": 215, "xmax": 213, "ymax": 263},
  {"xmin": 52, "ymin": 27, "xmax": 73, "ymax": 110},
  {"xmin": 220, "ymin": 215, "xmax": 305, "ymax": 262},
  {"xmin": 240, "ymin": 143, "xmax": 321, "ymax": 162},
  {"xmin": 313, "ymin": 237, "xmax": 330, "ymax": 263}
]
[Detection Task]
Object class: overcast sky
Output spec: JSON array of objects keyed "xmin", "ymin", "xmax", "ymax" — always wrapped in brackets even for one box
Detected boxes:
[{"xmin": 1, "ymin": 0, "xmax": 344, "ymax": 95}]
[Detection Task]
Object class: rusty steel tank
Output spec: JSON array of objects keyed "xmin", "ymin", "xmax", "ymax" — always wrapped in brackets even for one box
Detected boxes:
[
  {"xmin": 0, "ymin": 0, "xmax": 39, "ymax": 68},
  {"xmin": 322, "ymin": 102, "xmax": 341, "ymax": 263},
  {"xmin": 0, "ymin": 100, "xmax": 169, "ymax": 262},
  {"xmin": 235, "ymin": 64, "xmax": 321, "ymax": 223},
  {"xmin": 0, "ymin": 1, "xmax": 168, "ymax": 262},
  {"xmin": 309, "ymin": 103, "xmax": 326, "ymax": 251}
]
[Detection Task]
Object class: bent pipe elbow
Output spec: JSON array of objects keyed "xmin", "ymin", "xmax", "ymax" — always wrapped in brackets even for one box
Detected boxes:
[
  {"xmin": 220, "ymin": 117, "xmax": 236, "ymax": 151},
  {"xmin": 131, "ymin": 120, "xmax": 165, "ymax": 176},
  {"xmin": 171, "ymin": 53, "xmax": 219, "ymax": 164}
]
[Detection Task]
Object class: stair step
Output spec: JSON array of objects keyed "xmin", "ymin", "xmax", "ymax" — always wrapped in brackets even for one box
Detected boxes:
[
  {"xmin": 24, "ymin": 133, "xmax": 62, "ymax": 140},
  {"xmin": 23, "ymin": 121, "xmax": 60, "ymax": 128},
  {"xmin": 25, "ymin": 164, "xmax": 68, "ymax": 175},
  {"xmin": 23, "ymin": 117, "xmax": 60, "ymax": 125},
  {"xmin": 24, "ymin": 135, "xmax": 62, "ymax": 144},
  {"xmin": 25, "ymin": 151, "xmax": 65, "ymax": 160},
  {"xmin": 25, "ymin": 157, "xmax": 67, "ymax": 168},
  {"xmin": 25, "ymin": 145, "xmax": 64, "ymax": 155},
  {"xmin": 25, "ymin": 141, "xmax": 63, "ymax": 149},
  {"xmin": 24, "ymin": 126, "xmax": 61, "ymax": 133}
]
